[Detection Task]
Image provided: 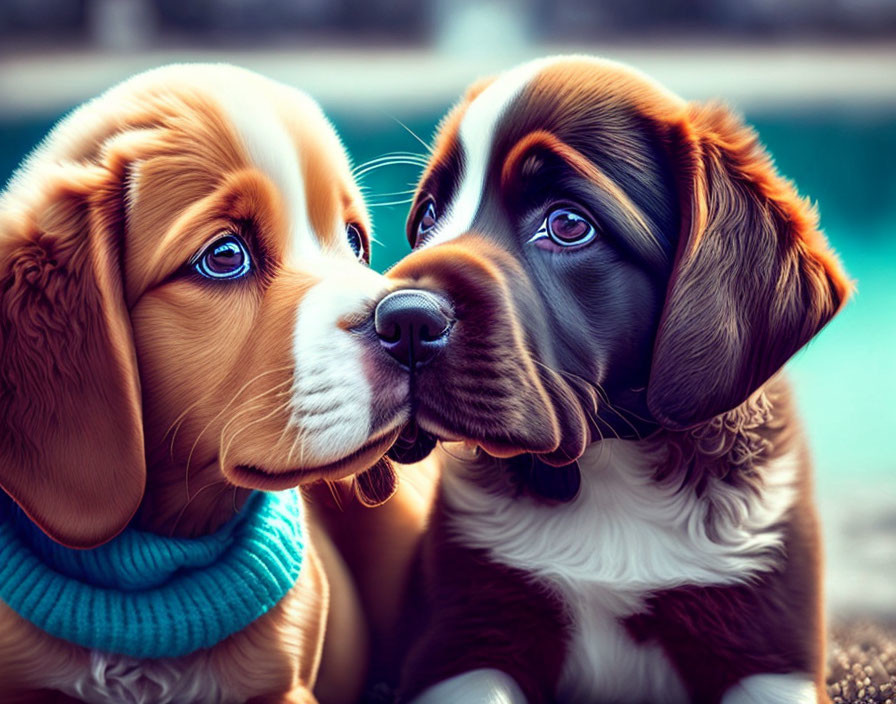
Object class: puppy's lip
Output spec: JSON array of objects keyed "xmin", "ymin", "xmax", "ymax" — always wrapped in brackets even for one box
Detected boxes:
[
  {"xmin": 414, "ymin": 412, "xmax": 464, "ymax": 443},
  {"xmin": 414, "ymin": 407, "xmax": 557, "ymax": 459},
  {"xmin": 227, "ymin": 427, "xmax": 402, "ymax": 490}
]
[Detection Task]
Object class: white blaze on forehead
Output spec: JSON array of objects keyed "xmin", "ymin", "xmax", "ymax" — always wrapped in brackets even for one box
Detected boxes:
[
  {"xmin": 424, "ymin": 57, "xmax": 559, "ymax": 248},
  {"xmin": 213, "ymin": 83, "xmax": 321, "ymax": 262},
  {"xmin": 193, "ymin": 68, "xmax": 381, "ymax": 466},
  {"xmin": 289, "ymin": 265, "xmax": 385, "ymax": 465}
]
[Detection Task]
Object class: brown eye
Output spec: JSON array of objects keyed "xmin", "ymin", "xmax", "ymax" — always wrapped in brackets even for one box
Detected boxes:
[
  {"xmin": 194, "ymin": 234, "xmax": 251, "ymax": 279},
  {"xmin": 529, "ymin": 207, "xmax": 599, "ymax": 248},
  {"xmin": 547, "ymin": 208, "xmax": 596, "ymax": 245}
]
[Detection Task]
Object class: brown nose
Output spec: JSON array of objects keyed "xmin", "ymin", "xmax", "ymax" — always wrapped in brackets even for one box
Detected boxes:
[{"xmin": 374, "ymin": 290, "xmax": 453, "ymax": 368}]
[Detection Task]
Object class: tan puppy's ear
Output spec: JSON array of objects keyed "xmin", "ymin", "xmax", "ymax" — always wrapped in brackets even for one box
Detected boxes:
[
  {"xmin": 0, "ymin": 165, "xmax": 145, "ymax": 547},
  {"xmin": 647, "ymin": 104, "xmax": 852, "ymax": 430}
]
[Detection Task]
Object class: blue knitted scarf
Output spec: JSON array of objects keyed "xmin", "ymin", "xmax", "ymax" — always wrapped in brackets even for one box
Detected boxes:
[{"xmin": 0, "ymin": 489, "xmax": 305, "ymax": 658}]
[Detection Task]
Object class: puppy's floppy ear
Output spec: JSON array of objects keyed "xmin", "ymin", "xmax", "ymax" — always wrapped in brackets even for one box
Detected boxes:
[
  {"xmin": 0, "ymin": 164, "xmax": 145, "ymax": 547},
  {"xmin": 647, "ymin": 104, "xmax": 851, "ymax": 430}
]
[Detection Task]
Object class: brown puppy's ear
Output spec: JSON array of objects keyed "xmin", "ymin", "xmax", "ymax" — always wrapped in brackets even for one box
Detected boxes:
[
  {"xmin": 647, "ymin": 104, "xmax": 851, "ymax": 430},
  {"xmin": 0, "ymin": 166, "xmax": 145, "ymax": 547}
]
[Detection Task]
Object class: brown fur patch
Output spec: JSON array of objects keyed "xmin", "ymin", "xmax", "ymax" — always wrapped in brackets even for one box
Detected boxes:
[{"xmin": 398, "ymin": 492, "xmax": 570, "ymax": 704}]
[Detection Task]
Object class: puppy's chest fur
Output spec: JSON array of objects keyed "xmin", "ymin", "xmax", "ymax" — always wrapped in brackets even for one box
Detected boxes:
[
  {"xmin": 440, "ymin": 439, "xmax": 800, "ymax": 702},
  {"xmin": 0, "ymin": 598, "xmax": 235, "ymax": 704},
  {"xmin": 48, "ymin": 651, "xmax": 236, "ymax": 704}
]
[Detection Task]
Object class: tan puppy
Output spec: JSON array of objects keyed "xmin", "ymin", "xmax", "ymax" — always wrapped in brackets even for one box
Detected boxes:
[{"xmin": 0, "ymin": 64, "xmax": 412, "ymax": 703}]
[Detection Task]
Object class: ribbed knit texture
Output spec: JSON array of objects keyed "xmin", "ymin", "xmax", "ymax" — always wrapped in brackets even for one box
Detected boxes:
[{"xmin": 0, "ymin": 489, "xmax": 304, "ymax": 658}]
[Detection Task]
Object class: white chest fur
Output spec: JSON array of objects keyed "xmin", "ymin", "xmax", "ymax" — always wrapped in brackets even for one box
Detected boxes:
[
  {"xmin": 441, "ymin": 439, "xmax": 800, "ymax": 703},
  {"xmin": 46, "ymin": 650, "xmax": 237, "ymax": 704}
]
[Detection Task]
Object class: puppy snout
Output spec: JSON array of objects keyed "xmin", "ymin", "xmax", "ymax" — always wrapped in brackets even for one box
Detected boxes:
[{"xmin": 374, "ymin": 289, "xmax": 453, "ymax": 368}]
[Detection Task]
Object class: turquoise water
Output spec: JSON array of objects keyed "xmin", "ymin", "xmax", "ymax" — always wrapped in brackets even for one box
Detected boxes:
[{"xmin": 2, "ymin": 107, "xmax": 895, "ymax": 486}]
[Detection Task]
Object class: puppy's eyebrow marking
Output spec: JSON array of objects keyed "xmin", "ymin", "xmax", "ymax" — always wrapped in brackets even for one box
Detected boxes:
[
  {"xmin": 424, "ymin": 57, "xmax": 561, "ymax": 248},
  {"xmin": 503, "ymin": 129, "xmax": 667, "ymax": 266},
  {"xmin": 214, "ymin": 88, "xmax": 318, "ymax": 263}
]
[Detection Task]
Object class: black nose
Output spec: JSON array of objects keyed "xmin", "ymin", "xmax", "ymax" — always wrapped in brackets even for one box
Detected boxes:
[{"xmin": 375, "ymin": 290, "xmax": 453, "ymax": 368}]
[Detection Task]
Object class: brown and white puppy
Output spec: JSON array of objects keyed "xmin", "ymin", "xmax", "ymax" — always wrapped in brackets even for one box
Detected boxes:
[
  {"xmin": 0, "ymin": 64, "xmax": 410, "ymax": 703},
  {"xmin": 377, "ymin": 56, "xmax": 851, "ymax": 704}
]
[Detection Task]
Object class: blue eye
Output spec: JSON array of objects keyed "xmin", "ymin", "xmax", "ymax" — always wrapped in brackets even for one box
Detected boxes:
[
  {"xmin": 529, "ymin": 207, "xmax": 598, "ymax": 248},
  {"xmin": 346, "ymin": 223, "xmax": 367, "ymax": 261},
  {"xmin": 415, "ymin": 200, "xmax": 437, "ymax": 245},
  {"xmin": 194, "ymin": 234, "xmax": 251, "ymax": 280}
]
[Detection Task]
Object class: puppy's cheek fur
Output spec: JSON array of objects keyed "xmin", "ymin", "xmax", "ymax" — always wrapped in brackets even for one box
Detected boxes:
[
  {"xmin": 289, "ymin": 277, "xmax": 374, "ymax": 464},
  {"xmin": 287, "ymin": 264, "xmax": 402, "ymax": 467}
]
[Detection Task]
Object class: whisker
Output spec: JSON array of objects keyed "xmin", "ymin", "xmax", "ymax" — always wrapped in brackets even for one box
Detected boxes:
[
  {"xmin": 218, "ymin": 395, "xmax": 294, "ymax": 470},
  {"xmin": 285, "ymin": 415, "xmax": 307, "ymax": 468},
  {"xmin": 186, "ymin": 367, "xmax": 292, "ymax": 457},
  {"xmin": 164, "ymin": 398, "xmax": 205, "ymax": 460},
  {"xmin": 169, "ymin": 475, "xmax": 229, "ymax": 537},
  {"xmin": 351, "ymin": 154, "xmax": 429, "ymax": 173},
  {"xmin": 353, "ymin": 150, "xmax": 428, "ymax": 167},
  {"xmin": 530, "ymin": 359, "xmax": 634, "ymax": 442},
  {"xmin": 185, "ymin": 372, "xmax": 293, "ymax": 496},
  {"xmin": 352, "ymin": 160, "xmax": 428, "ymax": 179},
  {"xmin": 296, "ymin": 418, "xmax": 309, "ymax": 468},
  {"xmin": 438, "ymin": 442, "xmax": 478, "ymax": 463},
  {"xmin": 274, "ymin": 402, "xmax": 299, "ymax": 449},
  {"xmin": 368, "ymin": 197, "xmax": 417, "ymax": 208},
  {"xmin": 388, "ymin": 116, "xmax": 434, "ymax": 155},
  {"xmin": 372, "ymin": 187, "xmax": 418, "ymax": 198},
  {"xmin": 354, "ymin": 161, "xmax": 424, "ymax": 183},
  {"xmin": 188, "ymin": 384, "xmax": 291, "ymax": 484},
  {"xmin": 587, "ymin": 380, "xmax": 645, "ymax": 439},
  {"xmin": 324, "ymin": 478, "xmax": 344, "ymax": 512},
  {"xmin": 220, "ymin": 392, "xmax": 293, "ymax": 442}
]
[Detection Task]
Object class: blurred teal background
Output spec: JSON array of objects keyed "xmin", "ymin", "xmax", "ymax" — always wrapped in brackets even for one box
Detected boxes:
[{"xmin": 1, "ymin": 0, "xmax": 894, "ymax": 617}]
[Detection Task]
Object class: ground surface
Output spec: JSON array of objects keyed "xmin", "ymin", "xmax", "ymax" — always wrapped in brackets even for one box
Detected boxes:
[
  {"xmin": 363, "ymin": 620, "xmax": 896, "ymax": 703},
  {"xmin": 828, "ymin": 620, "xmax": 896, "ymax": 703}
]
